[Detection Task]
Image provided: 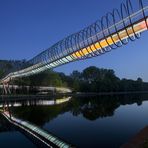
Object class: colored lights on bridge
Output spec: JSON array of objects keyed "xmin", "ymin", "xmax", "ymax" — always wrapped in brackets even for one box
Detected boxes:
[
  {"xmin": 72, "ymin": 19, "xmax": 148, "ymax": 58},
  {"xmin": 1, "ymin": 5, "xmax": 148, "ymax": 83}
]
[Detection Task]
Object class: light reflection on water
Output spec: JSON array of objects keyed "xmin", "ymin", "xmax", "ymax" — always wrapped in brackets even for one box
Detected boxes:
[
  {"xmin": 0, "ymin": 113, "xmax": 36, "ymax": 148},
  {"xmin": 0, "ymin": 96, "xmax": 71, "ymax": 148},
  {"xmin": 0, "ymin": 97, "xmax": 71, "ymax": 108},
  {"xmin": 1, "ymin": 94, "xmax": 148, "ymax": 147}
]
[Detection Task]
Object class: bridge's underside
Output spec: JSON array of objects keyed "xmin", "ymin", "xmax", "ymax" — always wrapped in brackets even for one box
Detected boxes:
[{"xmin": 1, "ymin": 0, "xmax": 148, "ymax": 84}]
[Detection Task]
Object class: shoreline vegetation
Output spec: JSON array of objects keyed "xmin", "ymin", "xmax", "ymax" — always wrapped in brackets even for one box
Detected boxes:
[
  {"xmin": 1, "ymin": 63, "xmax": 148, "ymax": 94},
  {"xmin": 1, "ymin": 61, "xmax": 148, "ymax": 147}
]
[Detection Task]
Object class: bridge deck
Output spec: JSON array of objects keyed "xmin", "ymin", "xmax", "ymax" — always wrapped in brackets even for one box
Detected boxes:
[
  {"xmin": 2, "ymin": 112, "xmax": 72, "ymax": 148},
  {"xmin": 1, "ymin": 2, "xmax": 148, "ymax": 84}
]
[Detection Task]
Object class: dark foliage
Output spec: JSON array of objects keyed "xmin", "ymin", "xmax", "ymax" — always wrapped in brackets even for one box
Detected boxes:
[
  {"xmin": 10, "ymin": 66, "xmax": 148, "ymax": 92},
  {"xmin": 0, "ymin": 59, "xmax": 148, "ymax": 92}
]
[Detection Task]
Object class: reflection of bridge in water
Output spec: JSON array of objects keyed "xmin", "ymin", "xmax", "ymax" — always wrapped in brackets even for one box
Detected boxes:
[
  {"xmin": 7, "ymin": 94, "xmax": 148, "ymax": 123},
  {"xmin": 0, "ymin": 0, "xmax": 148, "ymax": 147},
  {"xmin": 1, "ymin": 94, "xmax": 148, "ymax": 147},
  {"xmin": 0, "ymin": 96, "xmax": 72, "ymax": 148},
  {"xmin": 0, "ymin": 96, "xmax": 71, "ymax": 108},
  {"xmin": 0, "ymin": 114, "xmax": 15, "ymax": 133},
  {"xmin": 2, "ymin": 112, "xmax": 72, "ymax": 148}
]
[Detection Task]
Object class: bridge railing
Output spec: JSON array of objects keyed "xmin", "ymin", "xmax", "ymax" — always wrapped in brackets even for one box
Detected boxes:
[{"xmin": 1, "ymin": 0, "xmax": 148, "ymax": 84}]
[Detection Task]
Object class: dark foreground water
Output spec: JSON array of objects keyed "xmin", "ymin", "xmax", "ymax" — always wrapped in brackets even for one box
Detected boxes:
[
  {"xmin": 1, "ymin": 94, "xmax": 148, "ymax": 148},
  {"xmin": 0, "ymin": 114, "xmax": 36, "ymax": 148}
]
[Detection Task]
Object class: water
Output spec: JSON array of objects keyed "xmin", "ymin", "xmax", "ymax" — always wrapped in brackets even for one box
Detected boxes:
[
  {"xmin": 0, "ymin": 114, "xmax": 36, "ymax": 148},
  {"xmin": 1, "ymin": 94, "xmax": 148, "ymax": 147}
]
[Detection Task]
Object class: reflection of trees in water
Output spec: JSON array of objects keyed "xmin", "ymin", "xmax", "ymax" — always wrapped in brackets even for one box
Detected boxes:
[
  {"xmin": 69, "ymin": 94, "xmax": 147, "ymax": 121},
  {"xmin": 80, "ymin": 99, "xmax": 119, "ymax": 120},
  {"xmin": 70, "ymin": 96, "xmax": 119, "ymax": 120},
  {"xmin": 11, "ymin": 103, "xmax": 69, "ymax": 126},
  {"xmin": 11, "ymin": 94, "xmax": 148, "ymax": 126}
]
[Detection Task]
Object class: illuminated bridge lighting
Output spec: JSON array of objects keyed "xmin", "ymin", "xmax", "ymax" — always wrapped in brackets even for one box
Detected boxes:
[
  {"xmin": 0, "ymin": 0, "xmax": 148, "ymax": 84},
  {"xmin": 72, "ymin": 19, "xmax": 148, "ymax": 58}
]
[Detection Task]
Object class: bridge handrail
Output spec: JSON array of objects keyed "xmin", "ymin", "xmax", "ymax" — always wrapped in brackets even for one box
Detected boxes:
[{"xmin": 1, "ymin": 0, "xmax": 148, "ymax": 84}]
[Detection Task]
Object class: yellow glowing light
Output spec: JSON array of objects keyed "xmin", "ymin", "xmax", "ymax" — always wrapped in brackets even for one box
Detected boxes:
[{"xmin": 72, "ymin": 20, "xmax": 148, "ymax": 58}]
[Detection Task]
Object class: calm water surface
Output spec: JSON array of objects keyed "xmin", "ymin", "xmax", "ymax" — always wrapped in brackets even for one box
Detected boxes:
[
  {"xmin": 0, "ymin": 114, "xmax": 36, "ymax": 148},
  {"xmin": 1, "ymin": 94, "xmax": 148, "ymax": 148}
]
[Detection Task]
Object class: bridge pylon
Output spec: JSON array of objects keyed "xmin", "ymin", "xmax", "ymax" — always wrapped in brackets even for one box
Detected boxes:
[{"xmin": 2, "ymin": 82, "xmax": 11, "ymax": 95}]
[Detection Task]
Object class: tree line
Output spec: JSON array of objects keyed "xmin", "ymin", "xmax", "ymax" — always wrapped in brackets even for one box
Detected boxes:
[{"xmin": 6, "ymin": 66, "xmax": 148, "ymax": 93}]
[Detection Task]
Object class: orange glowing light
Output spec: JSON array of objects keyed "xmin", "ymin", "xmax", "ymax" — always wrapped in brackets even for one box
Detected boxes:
[{"xmin": 72, "ymin": 19, "xmax": 148, "ymax": 58}]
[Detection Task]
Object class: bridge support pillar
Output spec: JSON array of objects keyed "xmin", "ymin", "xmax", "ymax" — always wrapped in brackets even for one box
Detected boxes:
[
  {"xmin": 2, "ymin": 83, "xmax": 11, "ymax": 95},
  {"xmin": 2, "ymin": 83, "xmax": 12, "ymax": 119}
]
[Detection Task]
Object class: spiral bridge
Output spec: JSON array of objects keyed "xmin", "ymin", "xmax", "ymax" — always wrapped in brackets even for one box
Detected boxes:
[{"xmin": 1, "ymin": 0, "xmax": 148, "ymax": 84}]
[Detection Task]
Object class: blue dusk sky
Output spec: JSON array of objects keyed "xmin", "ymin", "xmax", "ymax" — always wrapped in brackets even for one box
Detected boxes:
[{"xmin": 0, "ymin": 0, "xmax": 148, "ymax": 81}]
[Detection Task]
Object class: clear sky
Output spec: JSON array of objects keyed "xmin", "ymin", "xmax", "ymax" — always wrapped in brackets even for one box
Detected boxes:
[{"xmin": 0, "ymin": 0, "xmax": 148, "ymax": 81}]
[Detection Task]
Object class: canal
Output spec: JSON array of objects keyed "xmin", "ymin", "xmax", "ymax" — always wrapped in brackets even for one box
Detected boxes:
[{"xmin": 0, "ymin": 94, "xmax": 148, "ymax": 147}]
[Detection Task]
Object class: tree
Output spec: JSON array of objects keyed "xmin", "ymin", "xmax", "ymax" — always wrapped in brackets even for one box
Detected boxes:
[
  {"xmin": 0, "ymin": 70, "xmax": 4, "ymax": 79},
  {"xmin": 82, "ymin": 66, "xmax": 99, "ymax": 84},
  {"xmin": 70, "ymin": 70, "xmax": 81, "ymax": 80}
]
